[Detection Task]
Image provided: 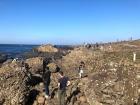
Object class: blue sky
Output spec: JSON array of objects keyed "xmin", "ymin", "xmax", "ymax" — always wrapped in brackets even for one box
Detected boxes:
[{"xmin": 0, "ymin": 0, "xmax": 140, "ymax": 45}]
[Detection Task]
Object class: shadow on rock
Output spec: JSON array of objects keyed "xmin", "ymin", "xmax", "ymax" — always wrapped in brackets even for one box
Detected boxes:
[
  {"xmin": 51, "ymin": 88, "xmax": 58, "ymax": 99},
  {"xmin": 66, "ymin": 87, "xmax": 81, "ymax": 104},
  {"xmin": 26, "ymin": 89, "xmax": 40, "ymax": 105},
  {"xmin": 27, "ymin": 75, "xmax": 43, "ymax": 86}
]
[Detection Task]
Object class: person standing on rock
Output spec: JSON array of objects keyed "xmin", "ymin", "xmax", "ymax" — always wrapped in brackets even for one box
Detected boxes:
[
  {"xmin": 78, "ymin": 61, "xmax": 85, "ymax": 78},
  {"xmin": 43, "ymin": 60, "xmax": 51, "ymax": 99},
  {"xmin": 24, "ymin": 63, "xmax": 32, "ymax": 79},
  {"xmin": 58, "ymin": 71, "xmax": 70, "ymax": 105}
]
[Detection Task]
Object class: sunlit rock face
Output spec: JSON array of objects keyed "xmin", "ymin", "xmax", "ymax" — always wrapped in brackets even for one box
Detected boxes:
[
  {"xmin": 0, "ymin": 62, "xmax": 30, "ymax": 105},
  {"xmin": 25, "ymin": 57, "xmax": 44, "ymax": 74},
  {"xmin": 36, "ymin": 44, "xmax": 58, "ymax": 53},
  {"xmin": 84, "ymin": 65, "xmax": 139, "ymax": 105}
]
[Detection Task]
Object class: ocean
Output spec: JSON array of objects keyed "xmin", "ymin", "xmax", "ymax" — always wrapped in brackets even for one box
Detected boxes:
[{"xmin": 0, "ymin": 44, "xmax": 39, "ymax": 58}]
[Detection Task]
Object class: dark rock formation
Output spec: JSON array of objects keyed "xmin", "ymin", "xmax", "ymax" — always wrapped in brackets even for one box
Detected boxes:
[
  {"xmin": 0, "ymin": 53, "xmax": 7, "ymax": 63},
  {"xmin": 25, "ymin": 57, "xmax": 44, "ymax": 74}
]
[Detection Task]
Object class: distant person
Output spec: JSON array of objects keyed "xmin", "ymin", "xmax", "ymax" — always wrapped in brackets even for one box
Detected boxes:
[
  {"xmin": 24, "ymin": 63, "xmax": 30, "ymax": 71},
  {"xmin": 86, "ymin": 43, "xmax": 92, "ymax": 49},
  {"xmin": 42, "ymin": 58, "xmax": 51, "ymax": 75},
  {"xmin": 78, "ymin": 65, "xmax": 83, "ymax": 78},
  {"xmin": 43, "ymin": 61, "xmax": 51, "ymax": 99},
  {"xmin": 78, "ymin": 61, "xmax": 85, "ymax": 78},
  {"xmin": 24, "ymin": 63, "xmax": 32, "ymax": 78},
  {"xmin": 58, "ymin": 71, "xmax": 70, "ymax": 105},
  {"xmin": 96, "ymin": 43, "xmax": 99, "ymax": 48}
]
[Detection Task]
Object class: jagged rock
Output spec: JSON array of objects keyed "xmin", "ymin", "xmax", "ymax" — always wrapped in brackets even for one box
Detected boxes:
[
  {"xmin": 57, "ymin": 47, "xmax": 95, "ymax": 78},
  {"xmin": 54, "ymin": 45, "xmax": 140, "ymax": 105},
  {"xmin": 25, "ymin": 57, "xmax": 44, "ymax": 74},
  {"xmin": 1, "ymin": 41, "xmax": 139, "ymax": 105},
  {"xmin": 47, "ymin": 63, "xmax": 59, "ymax": 73},
  {"xmin": 0, "ymin": 62, "xmax": 30, "ymax": 105},
  {"xmin": 83, "ymin": 65, "xmax": 140, "ymax": 105},
  {"xmin": 36, "ymin": 44, "xmax": 58, "ymax": 53}
]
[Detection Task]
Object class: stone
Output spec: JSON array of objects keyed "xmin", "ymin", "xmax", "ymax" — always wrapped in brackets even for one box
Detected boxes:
[
  {"xmin": 25, "ymin": 57, "xmax": 44, "ymax": 74},
  {"xmin": 39, "ymin": 82, "xmax": 44, "ymax": 87},
  {"xmin": 79, "ymin": 96, "xmax": 87, "ymax": 103},
  {"xmin": 36, "ymin": 44, "xmax": 58, "ymax": 53},
  {"xmin": 47, "ymin": 63, "xmax": 58, "ymax": 72},
  {"xmin": 113, "ymin": 81, "xmax": 124, "ymax": 92},
  {"xmin": 37, "ymin": 96, "xmax": 45, "ymax": 104},
  {"xmin": 0, "ymin": 62, "xmax": 30, "ymax": 105}
]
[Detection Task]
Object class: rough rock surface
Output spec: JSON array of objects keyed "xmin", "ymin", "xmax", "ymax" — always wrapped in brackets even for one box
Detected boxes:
[
  {"xmin": 84, "ymin": 65, "xmax": 140, "ymax": 105},
  {"xmin": 55, "ymin": 44, "xmax": 140, "ymax": 105},
  {"xmin": 0, "ymin": 62, "xmax": 30, "ymax": 105},
  {"xmin": 25, "ymin": 57, "xmax": 44, "ymax": 74},
  {"xmin": 1, "ymin": 40, "xmax": 140, "ymax": 105},
  {"xmin": 36, "ymin": 44, "xmax": 58, "ymax": 53},
  {"xmin": 57, "ymin": 47, "xmax": 95, "ymax": 78}
]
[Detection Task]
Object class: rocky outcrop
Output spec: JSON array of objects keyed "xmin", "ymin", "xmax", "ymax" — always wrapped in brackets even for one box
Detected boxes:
[
  {"xmin": 1, "ymin": 41, "xmax": 140, "ymax": 105},
  {"xmin": 0, "ymin": 62, "xmax": 30, "ymax": 105},
  {"xmin": 36, "ymin": 44, "xmax": 58, "ymax": 53},
  {"xmin": 84, "ymin": 65, "xmax": 140, "ymax": 105},
  {"xmin": 55, "ymin": 46, "xmax": 140, "ymax": 105},
  {"xmin": 25, "ymin": 57, "xmax": 44, "ymax": 74},
  {"xmin": 30, "ymin": 74, "xmax": 90, "ymax": 105},
  {"xmin": 57, "ymin": 47, "xmax": 95, "ymax": 78},
  {"xmin": 47, "ymin": 63, "xmax": 60, "ymax": 73}
]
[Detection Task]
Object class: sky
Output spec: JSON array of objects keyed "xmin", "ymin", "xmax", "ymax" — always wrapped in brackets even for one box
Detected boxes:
[{"xmin": 0, "ymin": 0, "xmax": 140, "ymax": 45}]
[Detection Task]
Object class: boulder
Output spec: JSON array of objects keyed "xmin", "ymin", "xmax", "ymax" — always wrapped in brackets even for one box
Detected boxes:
[
  {"xmin": 47, "ymin": 63, "xmax": 60, "ymax": 73},
  {"xmin": 79, "ymin": 96, "xmax": 87, "ymax": 103},
  {"xmin": 37, "ymin": 96, "xmax": 45, "ymax": 104},
  {"xmin": 0, "ymin": 62, "xmax": 30, "ymax": 105},
  {"xmin": 36, "ymin": 44, "xmax": 58, "ymax": 53},
  {"xmin": 25, "ymin": 57, "xmax": 44, "ymax": 74}
]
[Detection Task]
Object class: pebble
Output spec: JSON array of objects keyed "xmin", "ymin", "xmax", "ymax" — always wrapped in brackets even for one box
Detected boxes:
[
  {"xmin": 79, "ymin": 96, "xmax": 87, "ymax": 103},
  {"xmin": 37, "ymin": 96, "xmax": 45, "ymax": 104}
]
